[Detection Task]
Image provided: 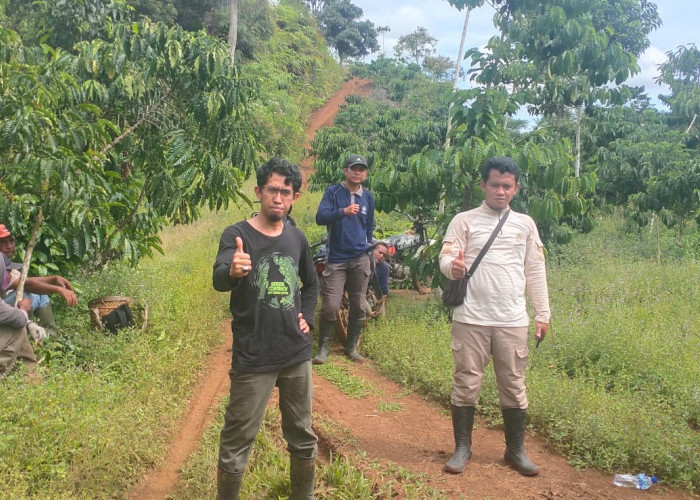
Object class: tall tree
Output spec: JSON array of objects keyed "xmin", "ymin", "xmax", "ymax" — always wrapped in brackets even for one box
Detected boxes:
[
  {"xmin": 317, "ymin": 0, "xmax": 378, "ymax": 65},
  {"xmin": 394, "ymin": 26, "xmax": 437, "ymax": 65},
  {"xmin": 228, "ymin": 0, "xmax": 239, "ymax": 63},
  {"xmin": 377, "ymin": 25, "xmax": 390, "ymax": 56},
  {"xmin": 423, "ymin": 54, "xmax": 457, "ymax": 81}
]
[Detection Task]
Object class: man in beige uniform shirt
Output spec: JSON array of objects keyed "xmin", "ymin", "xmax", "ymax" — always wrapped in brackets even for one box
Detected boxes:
[{"xmin": 439, "ymin": 156, "xmax": 550, "ymax": 477}]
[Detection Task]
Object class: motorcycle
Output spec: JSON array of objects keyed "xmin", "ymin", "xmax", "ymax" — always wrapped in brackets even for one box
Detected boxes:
[
  {"xmin": 381, "ymin": 211, "xmax": 436, "ymax": 294},
  {"xmin": 311, "ymin": 236, "xmax": 386, "ymax": 345}
]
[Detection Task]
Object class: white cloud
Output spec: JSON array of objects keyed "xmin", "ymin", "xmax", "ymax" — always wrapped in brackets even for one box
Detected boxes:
[{"xmin": 628, "ymin": 46, "xmax": 669, "ymax": 104}]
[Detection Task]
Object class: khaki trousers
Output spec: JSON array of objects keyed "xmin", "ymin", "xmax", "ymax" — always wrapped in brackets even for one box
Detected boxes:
[
  {"xmin": 450, "ymin": 322, "xmax": 529, "ymax": 409},
  {"xmin": 0, "ymin": 325, "xmax": 37, "ymax": 380}
]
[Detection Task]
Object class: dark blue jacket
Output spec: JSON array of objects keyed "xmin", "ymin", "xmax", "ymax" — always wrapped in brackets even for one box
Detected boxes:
[
  {"xmin": 375, "ymin": 260, "xmax": 390, "ymax": 296},
  {"xmin": 316, "ymin": 183, "xmax": 374, "ymax": 263}
]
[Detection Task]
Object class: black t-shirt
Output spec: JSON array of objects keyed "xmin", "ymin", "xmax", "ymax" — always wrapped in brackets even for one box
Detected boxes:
[{"xmin": 213, "ymin": 221, "xmax": 318, "ymax": 372}]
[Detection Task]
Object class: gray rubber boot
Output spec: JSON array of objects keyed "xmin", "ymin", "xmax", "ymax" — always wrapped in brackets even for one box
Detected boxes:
[
  {"xmin": 312, "ymin": 319, "xmax": 334, "ymax": 365},
  {"xmin": 217, "ymin": 468, "xmax": 243, "ymax": 499},
  {"xmin": 443, "ymin": 405, "xmax": 475, "ymax": 474},
  {"xmin": 502, "ymin": 408, "xmax": 540, "ymax": 476},
  {"xmin": 344, "ymin": 319, "xmax": 365, "ymax": 362},
  {"xmin": 289, "ymin": 451, "xmax": 316, "ymax": 499},
  {"xmin": 34, "ymin": 304, "xmax": 58, "ymax": 337}
]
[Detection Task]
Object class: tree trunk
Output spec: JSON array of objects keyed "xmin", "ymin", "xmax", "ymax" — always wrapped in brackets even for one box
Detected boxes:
[
  {"xmin": 228, "ymin": 0, "xmax": 239, "ymax": 65},
  {"xmin": 444, "ymin": 8, "xmax": 471, "ymax": 150},
  {"xmin": 14, "ymin": 209, "xmax": 43, "ymax": 305},
  {"xmin": 441, "ymin": 8, "xmax": 471, "ymax": 215},
  {"xmin": 574, "ymin": 105, "xmax": 582, "ymax": 177}
]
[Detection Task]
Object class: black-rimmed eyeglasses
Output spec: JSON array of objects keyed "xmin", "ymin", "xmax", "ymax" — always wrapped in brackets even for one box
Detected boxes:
[{"xmin": 262, "ymin": 185, "xmax": 294, "ymax": 200}]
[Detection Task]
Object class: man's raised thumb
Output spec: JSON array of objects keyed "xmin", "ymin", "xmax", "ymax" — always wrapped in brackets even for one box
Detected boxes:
[
  {"xmin": 458, "ymin": 250, "xmax": 464, "ymax": 261},
  {"xmin": 235, "ymin": 236, "xmax": 244, "ymax": 253}
]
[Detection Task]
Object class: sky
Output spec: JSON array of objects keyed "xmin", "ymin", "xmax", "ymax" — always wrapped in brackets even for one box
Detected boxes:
[{"xmin": 349, "ymin": 0, "xmax": 700, "ymax": 109}]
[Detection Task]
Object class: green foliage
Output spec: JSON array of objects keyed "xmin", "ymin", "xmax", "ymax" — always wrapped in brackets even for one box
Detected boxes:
[
  {"xmin": 590, "ymin": 102, "xmax": 700, "ymax": 238},
  {"xmin": 656, "ymin": 43, "xmax": 700, "ymax": 142},
  {"xmin": 172, "ymin": 0, "xmax": 220, "ymax": 33},
  {"xmin": 240, "ymin": 3, "xmax": 343, "ymax": 160},
  {"xmin": 393, "ymin": 26, "xmax": 437, "ymax": 65},
  {"xmin": 443, "ymin": 0, "xmax": 484, "ymax": 9},
  {"xmin": 236, "ymin": 0, "xmax": 276, "ymax": 60},
  {"xmin": 0, "ymin": 12, "xmax": 260, "ymax": 272},
  {"xmin": 0, "ymin": 0, "xmax": 345, "ymax": 276},
  {"xmin": 3, "ymin": 0, "xmax": 132, "ymax": 49},
  {"xmin": 129, "ymin": 0, "xmax": 178, "ymax": 24},
  {"xmin": 316, "ymin": 0, "xmax": 379, "ymax": 64},
  {"xmin": 422, "ymin": 53, "xmax": 458, "ymax": 82},
  {"xmin": 467, "ymin": 0, "xmax": 660, "ymax": 115}
]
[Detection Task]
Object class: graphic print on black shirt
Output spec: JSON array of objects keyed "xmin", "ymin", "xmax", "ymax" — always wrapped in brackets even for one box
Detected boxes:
[{"xmin": 253, "ymin": 252, "xmax": 298, "ymax": 311}]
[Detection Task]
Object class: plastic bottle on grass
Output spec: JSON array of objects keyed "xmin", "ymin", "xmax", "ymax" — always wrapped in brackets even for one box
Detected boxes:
[{"xmin": 613, "ymin": 473, "xmax": 658, "ymax": 490}]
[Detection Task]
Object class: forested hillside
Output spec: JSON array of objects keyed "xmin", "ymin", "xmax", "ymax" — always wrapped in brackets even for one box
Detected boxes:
[{"xmin": 1, "ymin": 0, "xmax": 698, "ymax": 276}]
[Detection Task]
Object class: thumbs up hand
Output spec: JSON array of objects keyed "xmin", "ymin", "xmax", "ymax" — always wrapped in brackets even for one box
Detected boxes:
[
  {"xmin": 451, "ymin": 249, "xmax": 467, "ymax": 279},
  {"xmin": 229, "ymin": 236, "xmax": 252, "ymax": 279}
]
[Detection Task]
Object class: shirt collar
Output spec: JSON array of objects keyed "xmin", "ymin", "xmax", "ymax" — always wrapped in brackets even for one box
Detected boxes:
[
  {"xmin": 343, "ymin": 182, "xmax": 363, "ymax": 196},
  {"xmin": 481, "ymin": 201, "xmax": 510, "ymax": 216}
]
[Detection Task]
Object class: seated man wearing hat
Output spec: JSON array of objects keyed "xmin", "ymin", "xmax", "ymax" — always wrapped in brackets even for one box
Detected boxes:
[
  {"xmin": 0, "ymin": 252, "xmax": 47, "ymax": 382},
  {"xmin": 0, "ymin": 224, "xmax": 78, "ymax": 336}
]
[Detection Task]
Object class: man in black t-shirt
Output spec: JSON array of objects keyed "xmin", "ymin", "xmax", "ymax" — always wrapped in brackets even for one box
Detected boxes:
[{"xmin": 213, "ymin": 158, "xmax": 319, "ymax": 499}]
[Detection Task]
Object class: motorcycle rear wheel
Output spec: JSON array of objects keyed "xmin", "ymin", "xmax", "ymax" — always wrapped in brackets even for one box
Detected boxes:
[
  {"xmin": 334, "ymin": 291, "xmax": 351, "ymax": 346},
  {"xmin": 412, "ymin": 273, "xmax": 431, "ymax": 295},
  {"xmin": 333, "ymin": 289, "xmax": 386, "ymax": 347}
]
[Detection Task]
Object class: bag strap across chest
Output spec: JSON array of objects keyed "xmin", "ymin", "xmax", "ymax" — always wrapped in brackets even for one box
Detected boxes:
[{"xmin": 465, "ymin": 209, "xmax": 510, "ymax": 279}]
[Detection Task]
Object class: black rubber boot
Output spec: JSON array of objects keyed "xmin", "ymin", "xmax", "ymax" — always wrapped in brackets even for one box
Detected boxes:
[
  {"xmin": 502, "ymin": 408, "xmax": 540, "ymax": 476},
  {"xmin": 344, "ymin": 319, "xmax": 365, "ymax": 362},
  {"xmin": 217, "ymin": 468, "xmax": 242, "ymax": 499},
  {"xmin": 312, "ymin": 319, "xmax": 334, "ymax": 365},
  {"xmin": 289, "ymin": 451, "xmax": 316, "ymax": 499},
  {"xmin": 34, "ymin": 304, "xmax": 58, "ymax": 337},
  {"xmin": 443, "ymin": 405, "xmax": 475, "ymax": 474}
]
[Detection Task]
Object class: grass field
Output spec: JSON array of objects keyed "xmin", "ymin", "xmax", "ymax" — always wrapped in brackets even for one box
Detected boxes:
[{"xmin": 0, "ymin": 185, "xmax": 698, "ymax": 496}]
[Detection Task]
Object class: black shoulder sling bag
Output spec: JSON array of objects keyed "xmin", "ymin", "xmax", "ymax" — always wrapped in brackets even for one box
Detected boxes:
[{"xmin": 442, "ymin": 210, "xmax": 510, "ymax": 307}]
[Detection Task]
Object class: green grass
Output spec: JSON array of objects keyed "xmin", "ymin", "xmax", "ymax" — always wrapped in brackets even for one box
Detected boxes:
[
  {"xmin": 0, "ymin": 200, "xmax": 238, "ymax": 498},
  {"xmin": 2, "ymin": 191, "xmax": 698, "ymax": 496},
  {"xmin": 313, "ymin": 358, "xmax": 381, "ymax": 399},
  {"xmin": 376, "ymin": 401, "xmax": 404, "ymax": 413}
]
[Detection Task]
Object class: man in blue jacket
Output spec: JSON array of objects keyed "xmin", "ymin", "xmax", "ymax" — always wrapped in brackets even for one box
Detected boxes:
[{"xmin": 313, "ymin": 154, "xmax": 374, "ymax": 363}]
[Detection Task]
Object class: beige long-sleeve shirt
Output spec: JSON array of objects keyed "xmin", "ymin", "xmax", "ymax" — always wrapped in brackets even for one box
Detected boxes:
[{"xmin": 439, "ymin": 203, "xmax": 550, "ymax": 327}]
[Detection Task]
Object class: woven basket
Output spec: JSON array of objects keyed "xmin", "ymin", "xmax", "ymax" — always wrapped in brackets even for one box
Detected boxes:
[{"xmin": 88, "ymin": 295, "xmax": 148, "ymax": 332}]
